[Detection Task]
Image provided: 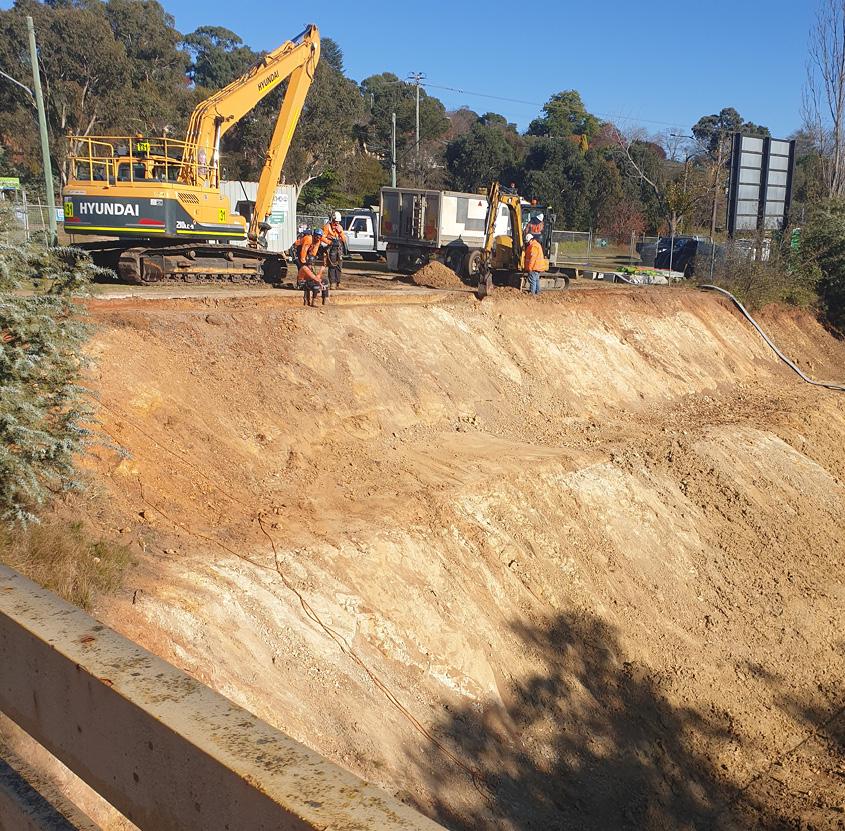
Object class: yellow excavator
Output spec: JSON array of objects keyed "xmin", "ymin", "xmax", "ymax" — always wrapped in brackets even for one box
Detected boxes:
[
  {"xmin": 62, "ymin": 25, "xmax": 320, "ymax": 284},
  {"xmin": 476, "ymin": 181, "xmax": 566, "ymax": 297}
]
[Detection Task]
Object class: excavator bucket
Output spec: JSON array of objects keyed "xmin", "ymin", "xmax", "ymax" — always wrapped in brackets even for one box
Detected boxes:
[{"xmin": 476, "ymin": 273, "xmax": 492, "ymax": 300}]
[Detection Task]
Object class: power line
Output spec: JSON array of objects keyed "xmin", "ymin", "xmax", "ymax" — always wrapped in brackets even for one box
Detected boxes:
[{"xmin": 419, "ymin": 81, "xmax": 689, "ymax": 130}]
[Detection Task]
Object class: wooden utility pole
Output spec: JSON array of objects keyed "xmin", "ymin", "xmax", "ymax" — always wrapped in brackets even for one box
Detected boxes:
[{"xmin": 27, "ymin": 15, "xmax": 57, "ymax": 245}]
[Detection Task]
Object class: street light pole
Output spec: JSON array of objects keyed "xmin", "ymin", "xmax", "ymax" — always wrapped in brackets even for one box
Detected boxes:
[{"xmin": 26, "ymin": 15, "xmax": 57, "ymax": 245}]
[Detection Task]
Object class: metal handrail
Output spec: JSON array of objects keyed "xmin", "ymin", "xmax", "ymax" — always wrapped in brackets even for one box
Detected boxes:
[{"xmin": 66, "ymin": 135, "xmax": 219, "ymax": 187}]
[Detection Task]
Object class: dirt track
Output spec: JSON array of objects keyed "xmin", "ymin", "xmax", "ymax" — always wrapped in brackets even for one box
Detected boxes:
[{"xmin": 47, "ymin": 286, "xmax": 845, "ymax": 828}]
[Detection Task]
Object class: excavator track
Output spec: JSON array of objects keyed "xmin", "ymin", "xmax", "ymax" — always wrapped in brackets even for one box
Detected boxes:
[{"xmin": 80, "ymin": 242, "xmax": 287, "ymax": 286}]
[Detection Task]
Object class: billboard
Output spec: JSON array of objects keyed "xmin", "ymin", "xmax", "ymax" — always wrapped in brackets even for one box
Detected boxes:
[{"xmin": 727, "ymin": 134, "xmax": 796, "ymax": 236}]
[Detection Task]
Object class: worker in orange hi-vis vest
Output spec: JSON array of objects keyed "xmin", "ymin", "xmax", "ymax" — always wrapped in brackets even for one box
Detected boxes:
[
  {"xmin": 524, "ymin": 233, "xmax": 548, "ymax": 296},
  {"xmin": 296, "ymin": 229, "xmax": 314, "ymax": 266},
  {"xmin": 526, "ymin": 212, "xmax": 545, "ymax": 237},
  {"xmin": 321, "ymin": 211, "xmax": 347, "ymax": 289}
]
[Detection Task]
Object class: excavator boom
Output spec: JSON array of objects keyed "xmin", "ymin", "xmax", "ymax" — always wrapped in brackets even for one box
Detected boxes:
[{"xmin": 182, "ymin": 25, "xmax": 321, "ymax": 243}]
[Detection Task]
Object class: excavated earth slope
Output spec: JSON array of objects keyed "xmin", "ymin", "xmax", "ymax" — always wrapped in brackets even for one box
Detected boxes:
[{"xmin": 64, "ymin": 288, "xmax": 845, "ymax": 828}]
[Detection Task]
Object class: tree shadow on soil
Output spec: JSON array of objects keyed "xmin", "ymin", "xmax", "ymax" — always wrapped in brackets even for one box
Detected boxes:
[{"xmin": 407, "ymin": 611, "xmax": 792, "ymax": 831}]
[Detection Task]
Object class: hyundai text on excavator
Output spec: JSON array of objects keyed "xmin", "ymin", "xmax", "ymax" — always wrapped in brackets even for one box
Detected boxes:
[
  {"xmin": 61, "ymin": 25, "xmax": 320, "ymax": 285},
  {"xmin": 476, "ymin": 181, "xmax": 568, "ymax": 297}
]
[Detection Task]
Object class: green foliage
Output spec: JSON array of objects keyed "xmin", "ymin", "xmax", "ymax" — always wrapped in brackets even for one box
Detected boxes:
[
  {"xmin": 182, "ymin": 25, "xmax": 257, "ymax": 89},
  {"xmin": 446, "ymin": 122, "xmax": 519, "ymax": 193},
  {"xmin": 528, "ymin": 91, "xmax": 600, "ymax": 139},
  {"xmin": 0, "ymin": 0, "xmax": 193, "ymax": 181},
  {"xmin": 800, "ymin": 199, "xmax": 845, "ymax": 328},
  {"xmin": 282, "ymin": 59, "xmax": 364, "ymax": 189},
  {"xmin": 359, "ymin": 72, "xmax": 449, "ymax": 186},
  {"xmin": 0, "ymin": 245, "xmax": 107, "ymax": 523},
  {"xmin": 692, "ymin": 107, "xmax": 769, "ymax": 156}
]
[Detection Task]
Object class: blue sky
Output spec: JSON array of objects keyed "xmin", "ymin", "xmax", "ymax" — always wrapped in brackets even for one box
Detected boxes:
[{"xmin": 8, "ymin": 0, "xmax": 815, "ymax": 138}]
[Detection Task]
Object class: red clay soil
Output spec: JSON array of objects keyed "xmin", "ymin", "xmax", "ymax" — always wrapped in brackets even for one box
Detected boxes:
[
  {"xmin": 409, "ymin": 260, "xmax": 467, "ymax": 289},
  {"xmin": 9, "ymin": 287, "xmax": 845, "ymax": 830}
]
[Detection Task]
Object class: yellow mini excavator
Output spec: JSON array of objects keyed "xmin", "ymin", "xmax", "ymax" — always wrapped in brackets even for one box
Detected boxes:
[
  {"xmin": 62, "ymin": 25, "xmax": 320, "ymax": 285},
  {"xmin": 476, "ymin": 181, "xmax": 566, "ymax": 297}
]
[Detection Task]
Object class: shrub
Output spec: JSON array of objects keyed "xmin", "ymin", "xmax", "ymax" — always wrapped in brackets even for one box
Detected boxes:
[
  {"xmin": 799, "ymin": 199, "xmax": 845, "ymax": 330},
  {"xmin": 699, "ymin": 237, "xmax": 818, "ymax": 311},
  {"xmin": 0, "ymin": 245, "xmax": 111, "ymax": 523}
]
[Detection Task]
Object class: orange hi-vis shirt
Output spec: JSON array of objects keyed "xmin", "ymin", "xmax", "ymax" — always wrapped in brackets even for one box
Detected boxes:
[
  {"xmin": 321, "ymin": 220, "xmax": 347, "ymax": 246},
  {"xmin": 524, "ymin": 238, "xmax": 548, "ymax": 273},
  {"xmin": 309, "ymin": 236, "xmax": 325, "ymax": 259},
  {"xmin": 296, "ymin": 234, "xmax": 313, "ymax": 264}
]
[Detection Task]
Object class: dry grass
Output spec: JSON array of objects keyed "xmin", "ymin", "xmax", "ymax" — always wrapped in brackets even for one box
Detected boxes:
[{"xmin": 0, "ymin": 520, "xmax": 132, "ymax": 609}]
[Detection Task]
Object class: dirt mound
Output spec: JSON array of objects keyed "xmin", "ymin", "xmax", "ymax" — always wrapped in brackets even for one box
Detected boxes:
[
  {"xmin": 409, "ymin": 260, "xmax": 466, "ymax": 289},
  {"xmin": 43, "ymin": 289, "xmax": 845, "ymax": 829}
]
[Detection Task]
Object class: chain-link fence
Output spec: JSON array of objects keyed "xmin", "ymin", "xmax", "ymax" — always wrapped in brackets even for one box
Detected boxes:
[
  {"xmin": 297, "ymin": 213, "xmax": 329, "ymax": 231},
  {"xmin": 550, "ymin": 231, "xmax": 591, "ymax": 265},
  {"xmin": 550, "ymin": 230, "xmax": 644, "ymax": 272},
  {"xmin": 0, "ymin": 201, "xmax": 58, "ymax": 246}
]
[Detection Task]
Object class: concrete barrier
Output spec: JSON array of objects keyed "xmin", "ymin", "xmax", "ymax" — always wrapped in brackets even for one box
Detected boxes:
[{"xmin": 0, "ymin": 565, "xmax": 443, "ymax": 830}]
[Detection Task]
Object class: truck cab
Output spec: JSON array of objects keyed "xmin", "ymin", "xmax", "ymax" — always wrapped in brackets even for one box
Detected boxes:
[{"xmin": 341, "ymin": 209, "xmax": 386, "ymax": 261}]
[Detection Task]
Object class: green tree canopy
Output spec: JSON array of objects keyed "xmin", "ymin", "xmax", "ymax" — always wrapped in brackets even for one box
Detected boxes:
[
  {"xmin": 528, "ymin": 91, "xmax": 601, "ymax": 139},
  {"xmin": 445, "ymin": 122, "xmax": 519, "ymax": 193},
  {"xmin": 182, "ymin": 25, "xmax": 258, "ymax": 89},
  {"xmin": 692, "ymin": 107, "xmax": 770, "ymax": 156}
]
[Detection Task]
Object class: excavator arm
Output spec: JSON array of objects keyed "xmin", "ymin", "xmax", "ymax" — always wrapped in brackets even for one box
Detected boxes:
[
  {"xmin": 181, "ymin": 24, "xmax": 321, "ymax": 245},
  {"xmin": 477, "ymin": 181, "xmax": 526, "ymax": 297}
]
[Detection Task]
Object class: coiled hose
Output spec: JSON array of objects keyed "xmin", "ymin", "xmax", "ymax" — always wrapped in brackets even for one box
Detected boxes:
[{"xmin": 699, "ymin": 284, "xmax": 845, "ymax": 392}]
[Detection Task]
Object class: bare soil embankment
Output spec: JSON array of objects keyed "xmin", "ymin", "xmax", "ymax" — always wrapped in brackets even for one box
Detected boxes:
[{"xmin": 71, "ymin": 288, "xmax": 845, "ymax": 829}]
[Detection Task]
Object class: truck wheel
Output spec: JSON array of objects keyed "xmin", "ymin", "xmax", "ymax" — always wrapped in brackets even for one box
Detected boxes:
[
  {"xmin": 362, "ymin": 253, "xmax": 380, "ymax": 262},
  {"xmin": 463, "ymin": 249, "xmax": 483, "ymax": 280}
]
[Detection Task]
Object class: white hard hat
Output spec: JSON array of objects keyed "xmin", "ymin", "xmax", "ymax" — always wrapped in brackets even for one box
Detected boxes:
[
  {"xmin": 525, "ymin": 233, "xmax": 534, "ymax": 242},
  {"xmin": 537, "ymin": 213, "xmax": 544, "ymax": 221},
  {"xmin": 333, "ymin": 211, "xmax": 341, "ymax": 222}
]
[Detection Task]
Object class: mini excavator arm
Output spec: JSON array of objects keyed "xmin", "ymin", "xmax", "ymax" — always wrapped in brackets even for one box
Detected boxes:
[
  {"xmin": 477, "ymin": 181, "xmax": 526, "ymax": 296},
  {"xmin": 181, "ymin": 24, "xmax": 321, "ymax": 245}
]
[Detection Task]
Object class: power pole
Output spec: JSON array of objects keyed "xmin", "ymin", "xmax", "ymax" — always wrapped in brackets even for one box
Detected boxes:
[
  {"xmin": 710, "ymin": 133, "xmax": 725, "ymax": 243},
  {"xmin": 27, "ymin": 15, "xmax": 57, "ymax": 245},
  {"xmin": 391, "ymin": 111, "xmax": 397, "ymax": 188},
  {"xmin": 408, "ymin": 72, "xmax": 425, "ymax": 184}
]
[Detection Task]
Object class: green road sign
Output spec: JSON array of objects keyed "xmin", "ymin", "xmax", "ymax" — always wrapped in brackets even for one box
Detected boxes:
[{"xmin": 0, "ymin": 177, "xmax": 21, "ymax": 190}]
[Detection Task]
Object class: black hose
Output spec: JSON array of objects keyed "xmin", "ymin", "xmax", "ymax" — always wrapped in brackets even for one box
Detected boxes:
[{"xmin": 699, "ymin": 284, "xmax": 845, "ymax": 393}]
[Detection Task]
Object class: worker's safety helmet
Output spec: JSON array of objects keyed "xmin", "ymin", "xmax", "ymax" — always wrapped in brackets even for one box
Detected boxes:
[
  {"xmin": 313, "ymin": 228, "xmax": 323, "ymax": 237},
  {"xmin": 525, "ymin": 233, "xmax": 534, "ymax": 242},
  {"xmin": 333, "ymin": 211, "xmax": 342, "ymax": 222}
]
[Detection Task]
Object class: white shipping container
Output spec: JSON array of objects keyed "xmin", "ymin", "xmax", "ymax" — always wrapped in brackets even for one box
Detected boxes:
[{"xmin": 219, "ymin": 181, "xmax": 297, "ymax": 253}]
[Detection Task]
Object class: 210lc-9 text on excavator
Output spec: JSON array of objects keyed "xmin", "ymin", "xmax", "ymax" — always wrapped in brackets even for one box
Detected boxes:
[{"xmin": 62, "ymin": 25, "xmax": 320, "ymax": 285}]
